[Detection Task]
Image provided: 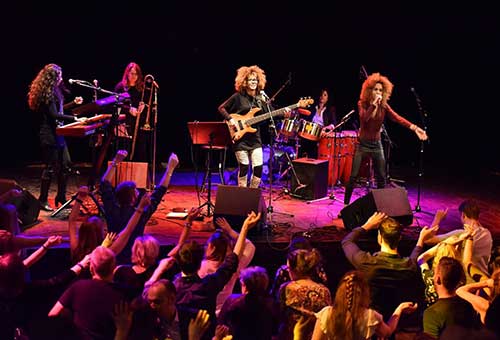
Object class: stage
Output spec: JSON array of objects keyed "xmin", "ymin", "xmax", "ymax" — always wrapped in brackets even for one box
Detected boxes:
[{"xmin": 2, "ymin": 163, "xmax": 500, "ymax": 292}]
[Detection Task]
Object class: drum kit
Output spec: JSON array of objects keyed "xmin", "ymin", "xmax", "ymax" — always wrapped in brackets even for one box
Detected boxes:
[
  {"xmin": 263, "ymin": 109, "xmax": 325, "ymax": 183},
  {"xmin": 264, "ymin": 109, "xmax": 366, "ymax": 189}
]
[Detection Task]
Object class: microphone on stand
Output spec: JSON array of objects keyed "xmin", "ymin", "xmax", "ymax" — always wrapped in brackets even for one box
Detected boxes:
[
  {"xmin": 69, "ymin": 79, "xmax": 91, "ymax": 85},
  {"xmin": 340, "ymin": 109, "xmax": 355, "ymax": 122},
  {"xmin": 260, "ymin": 90, "xmax": 271, "ymax": 102}
]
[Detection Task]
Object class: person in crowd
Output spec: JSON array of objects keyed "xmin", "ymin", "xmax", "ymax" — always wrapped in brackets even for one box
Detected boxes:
[
  {"xmin": 342, "ymin": 212, "xmax": 435, "ymax": 331},
  {"xmin": 100, "ymin": 149, "xmax": 178, "ymax": 264},
  {"xmin": 342, "ymin": 72, "xmax": 428, "ymax": 207},
  {"xmin": 423, "ymin": 257, "xmax": 480, "ymax": 339},
  {"xmin": 278, "ymin": 248, "xmax": 332, "ymax": 340},
  {"xmin": 28, "ymin": 63, "xmax": 87, "ymax": 211},
  {"xmin": 270, "ymin": 234, "xmax": 328, "ymax": 300},
  {"xmin": 456, "ymin": 268, "xmax": 500, "ymax": 338},
  {"xmin": 218, "ymin": 266, "xmax": 279, "ymax": 339},
  {"xmin": 426, "ymin": 200, "xmax": 493, "ymax": 278},
  {"xmin": 312, "ymin": 270, "xmax": 418, "ymax": 340}
]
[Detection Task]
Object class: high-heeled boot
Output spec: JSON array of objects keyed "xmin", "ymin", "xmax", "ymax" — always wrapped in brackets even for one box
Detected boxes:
[
  {"xmin": 55, "ymin": 172, "xmax": 68, "ymax": 207},
  {"xmin": 39, "ymin": 177, "xmax": 53, "ymax": 211}
]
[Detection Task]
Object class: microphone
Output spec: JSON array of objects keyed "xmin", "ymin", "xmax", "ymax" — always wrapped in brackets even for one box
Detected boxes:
[
  {"xmin": 93, "ymin": 79, "xmax": 99, "ymax": 87},
  {"xmin": 69, "ymin": 79, "xmax": 90, "ymax": 85},
  {"xmin": 341, "ymin": 109, "xmax": 355, "ymax": 122},
  {"xmin": 260, "ymin": 90, "xmax": 270, "ymax": 101}
]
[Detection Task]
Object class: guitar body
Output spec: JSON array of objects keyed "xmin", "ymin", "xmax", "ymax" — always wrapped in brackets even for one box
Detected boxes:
[
  {"xmin": 225, "ymin": 98, "xmax": 314, "ymax": 143},
  {"xmin": 227, "ymin": 107, "xmax": 262, "ymax": 142}
]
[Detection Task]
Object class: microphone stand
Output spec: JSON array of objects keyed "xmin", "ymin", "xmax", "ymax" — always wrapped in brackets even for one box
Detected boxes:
[
  {"xmin": 411, "ymin": 87, "xmax": 432, "ymax": 215},
  {"xmin": 150, "ymin": 85, "xmax": 159, "ymax": 191},
  {"xmin": 381, "ymin": 124, "xmax": 405, "ymax": 186},
  {"xmin": 263, "ymin": 96, "xmax": 294, "ymax": 227}
]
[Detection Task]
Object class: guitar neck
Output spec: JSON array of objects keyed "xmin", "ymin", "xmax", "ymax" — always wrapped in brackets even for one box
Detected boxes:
[{"xmin": 246, "ymin": 104, "xmax": 299, "ymax": 125}]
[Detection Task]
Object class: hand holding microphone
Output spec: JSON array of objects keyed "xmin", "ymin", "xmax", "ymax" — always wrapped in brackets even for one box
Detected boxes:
[{"xmin": 373, "ymin": 94, "xmax": 382, "ymax": 106}]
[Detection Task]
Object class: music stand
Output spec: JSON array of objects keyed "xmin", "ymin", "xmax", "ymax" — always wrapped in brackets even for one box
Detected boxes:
[{"xmin": 188, "ymin": 122, "xmax": 231, "ymax": 216}]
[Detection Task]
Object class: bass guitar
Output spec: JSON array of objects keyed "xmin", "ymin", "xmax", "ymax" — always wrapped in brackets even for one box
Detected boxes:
[{"xmin": 227, "ymin": 98, "xmax": 313, "ymax": 143}]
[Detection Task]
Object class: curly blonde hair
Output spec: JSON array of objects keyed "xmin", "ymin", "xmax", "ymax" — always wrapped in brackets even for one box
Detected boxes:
[
  {"xmin": 234, "ymin": 65, "xmax": 266, "ymax": 93},
  {"xmin": 28, "ymin": 63, "xmax": 63, "ymax": 111},
  {"xmin": 131, "ymin": 235, "xmax": 160, "ymax": 268},
  {"xmin": 359, "ymin": 72, "xmax": 394, "ymax": 107}
]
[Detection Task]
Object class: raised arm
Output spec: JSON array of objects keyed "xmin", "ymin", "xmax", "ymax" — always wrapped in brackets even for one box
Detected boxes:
[
  {"xmin": 456, "ymin": 280, "xmax": 492, "ymax": 323},
  {"xmin": 23, "ymin": 235, "xmax": 62, "ymax": 268},
  {"xmin": 109, "ymin": 194, "xmax": 151, "ymax": 255},
  {"xmin": 158, "ymin": 152, "xmax": 179, "ymax": 189},
  {"xmin": 233, "ymin": 211, "xmax": 260, "ymax": 257},
  {"xmin": 102, "ymin": 149, "xmax": 128, "ymax": 185},
  {"xmin": 68, "ymin": 186, "xmax": 89, "ymax": 253},
  {"xmin": 377, "ymin": 302, "xmax": 418, "ymax": 337},
  {"xmin": 167, "ymin": 207, "xmax": 200, "ymax": 257}
]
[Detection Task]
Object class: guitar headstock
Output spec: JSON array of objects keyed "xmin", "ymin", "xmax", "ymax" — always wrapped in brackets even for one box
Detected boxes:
[{"xmin": 298, "ymin": 97, "xmax": 314, "ymax": 108}]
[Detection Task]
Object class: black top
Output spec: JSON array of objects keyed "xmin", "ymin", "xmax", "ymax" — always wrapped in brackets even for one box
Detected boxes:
[
  {"xmin": 115, "ymin": 83, "xmax": 143, "ymax": 135},
  {"xmin": 218, "ymin": 92, "xmax": 272, "ymax": 152},
  {"xmin": 34, "ymin": 96, "xmax": 77, "ymax": 146}
]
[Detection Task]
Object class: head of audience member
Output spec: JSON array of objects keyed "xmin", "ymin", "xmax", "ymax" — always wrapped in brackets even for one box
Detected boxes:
[
  {"xmin": 459, "ymin": 199, "xmax": 480, "ymax": 224},
  {"xmin": 120, "ymin": 62, "xmax": 144, "ymax": 92},
  {"xmin": 289, "ymin": 235, "xmax": 313, "ymax": 253},
  {"xmin": 378, "ymin": 217, "xmax": 402, "ymax": 251},
  {"xmin": 326, "ymin": 270, "xmax": 370, "ymax": 339},
  {"xmin": 144, "ymin": 279, "xmax": 177, "ymax": 321},
  {"xmin": 488, "ymin": 246, "xmax": 500, "ymax": 274},
  {"xmin": 0, "ymin": 252, "xmax": 26, "ymax": 298},
  {"xmin": 74, "ymin": 215, "xmax": 105, "ymax": 262},
  {"xmin": 434, "ymin": 257, "xmax": 466, "ymax": 295},
  {"xmin": 90, "ymin": 246, "xmax": 116, "ymax": 281},
  {"xmin": 115, "ymin": 181, "xmax": 139, "ymax": 207},
  {"xmin": 205, "ymin": 230, "xmax": 232, "ymax": 262},
  {"xmin": 131, "ymin": 235, "xmax": 160, "ymax": 268},
  {"xmin": 287, "ymin": 248, "xmax": 321, "ymax": 281},
  {"xmin": 240, "ymin": 266, "xmax": 269, "ymax": 296},
  {"xmin": 176, "ymin": 241, "xmax": 205, "ymax": 276},
  {"xmin": 432, "ymin": 242, "xmax": 460, "ymax": 270}
]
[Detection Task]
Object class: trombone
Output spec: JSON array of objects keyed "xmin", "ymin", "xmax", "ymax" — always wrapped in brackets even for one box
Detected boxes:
[{"xmin": 130, "ymin": 74, "xmax": 155, "ymax": 159}]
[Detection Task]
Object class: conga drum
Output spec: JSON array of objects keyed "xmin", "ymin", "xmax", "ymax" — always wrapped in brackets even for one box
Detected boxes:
[
  {"xmin": 318, "ymin": 132, "xmax": 343, "ymax": 186},
  {"xmin": 338, "ymin": 130, "xmax": 358, "ymax": 184}
]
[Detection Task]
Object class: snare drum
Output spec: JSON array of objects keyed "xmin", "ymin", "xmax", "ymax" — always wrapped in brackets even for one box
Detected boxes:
[
  {"xmin": 279, "ymin": 118, "xmax": 301, "ymax": 138},
  {"xmin": 298, "ymin": 121, "xmax": 323, "ymax": 141}
]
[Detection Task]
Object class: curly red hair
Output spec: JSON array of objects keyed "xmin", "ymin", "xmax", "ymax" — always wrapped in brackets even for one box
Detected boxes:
[{"xmin": 359, "ymin": 72, "xmax": 394, "ymax": 107}]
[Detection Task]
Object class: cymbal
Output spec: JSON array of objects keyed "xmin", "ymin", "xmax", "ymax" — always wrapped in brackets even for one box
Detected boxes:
[{"xmin": 297, "ymin": 108, "xmax": 311, "ymax": 116}]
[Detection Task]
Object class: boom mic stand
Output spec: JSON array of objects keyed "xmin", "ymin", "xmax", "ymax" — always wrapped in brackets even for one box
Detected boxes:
[{"xmin": 411, "ymin": 87, "xmax": 432, "ymax": 215}]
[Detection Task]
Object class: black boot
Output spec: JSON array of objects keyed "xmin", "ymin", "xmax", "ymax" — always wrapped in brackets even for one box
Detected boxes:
[
  {"xmin": 39, "ymin": 177, "xmax": 53, "ymax": 211},
  {"xmin": 55, "ymin": 172, "xmax": 68, "ymax": 207}
]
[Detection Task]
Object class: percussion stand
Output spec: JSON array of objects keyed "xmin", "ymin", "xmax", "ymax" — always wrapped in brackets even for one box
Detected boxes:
[{"xmin": 306, "ymin": 110, "xmax": 354, "ymax": 204}]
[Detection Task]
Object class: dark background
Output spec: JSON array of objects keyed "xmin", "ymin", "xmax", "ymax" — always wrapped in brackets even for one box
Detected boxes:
[{"xmin": 2, "ymin": 2, "xmax": 499, "ymax": 178}]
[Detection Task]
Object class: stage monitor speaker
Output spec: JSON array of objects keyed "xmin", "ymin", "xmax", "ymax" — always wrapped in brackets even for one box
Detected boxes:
[
  {"xmin": 213, "ymin": 185, "xmax": 267, "ymax": 234},
  {"xmin": 0, "ymin": 178, "xmax": 40, "ymax": 229},
  {"xmin": 340, "ymin": 187, "xmax": 413, "ymax": 230},
  {"xmin": 107, "ymin": 161, "xmax": 148, "ymax": 189},
  {"xmin": 290, "ymin": 158, "xmax": 328, "ymax": 200}
]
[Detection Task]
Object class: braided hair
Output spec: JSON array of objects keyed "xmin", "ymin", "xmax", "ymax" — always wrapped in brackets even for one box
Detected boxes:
[{"xmin": 326, "ymin": 270, "xmax": 370, "ymax": 340}]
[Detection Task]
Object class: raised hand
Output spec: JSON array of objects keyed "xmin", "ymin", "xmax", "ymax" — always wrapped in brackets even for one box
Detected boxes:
[
  {"xmin": 188, "ymin": 309, "xmax": 211, "ymax": 340},
  {"xmin": 243, "ymin": 211, "xmax": 261, "ymax": 229},
  {"xmin": 114, "ymin": 150, "xmax": 128, "ymax": 163},
  {"xmin": 73, "ymin": 96, "xmax": 84, "ymax": 105},
  {"xmin": 362, "ymin": 211, "xmax": 388, "ymax": 230},
  {"xmin": 101, "ymin": 232, "xmax": 118, "ymax": 248},
  {"xmin": 168, "ymin": 152, "xmax": 179, "ymax": 169},
  {"xmin": 186, "ymin": 207, "xmax": 202, "ymax": 223},
  {"xmin": 45, "ymin": 235, "xmax": 62, "ymax": 248},
  {"xmin": 214, "ymin": 324, "xmax": 231, "ymax": 340},
  {"xmin": 216, "ymin": 217, "xmax": 232, "ymax": 232},
  {"xmin": 77, "ymin": 185, "xmax": 89, "ymax": 199},
  {"xmin": 138, "ymin": 193, "xmax": 151, "ymax": 210}
]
